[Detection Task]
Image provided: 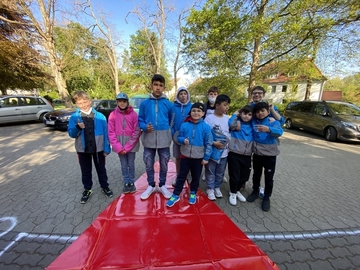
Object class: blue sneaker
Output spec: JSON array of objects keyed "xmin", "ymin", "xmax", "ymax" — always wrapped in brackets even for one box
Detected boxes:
[
  {"xmin": 166, "ymin": 194, "xmax": 180, "ymax": 207},
  {"xmin": 189, "ymin": 191, "xmax": 196, "ymax": 205}
]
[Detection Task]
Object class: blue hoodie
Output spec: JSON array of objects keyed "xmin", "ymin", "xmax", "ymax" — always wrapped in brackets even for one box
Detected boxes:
[
  {"xmin": 250, "ymin": 101, "xmax": 285, "ymax": 125},
  {"xmin": 228, "ymin": 114, "xmax": 254, "ymax": 156},
  {"xmin": 138, "ymin": 93, "xmax": 175, "ymax": 148},
  {"xmin": 172, "ymin": 86, "xmax": 192, "ymax": 142}
]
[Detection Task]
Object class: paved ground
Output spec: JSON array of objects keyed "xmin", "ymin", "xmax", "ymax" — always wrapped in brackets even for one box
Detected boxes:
[{"xmin": 0, "ymin": 122, "xmax": 359, "ymax": 270}]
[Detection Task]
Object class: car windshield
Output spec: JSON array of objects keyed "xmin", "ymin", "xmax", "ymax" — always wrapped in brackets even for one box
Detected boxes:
[
  {"xmin": 91, "ymin": 100, "xmax": 100, "ymax": 108},
  {"xmin": 327, "ymin": 102, "xmax": 360, "ymax": 116}
]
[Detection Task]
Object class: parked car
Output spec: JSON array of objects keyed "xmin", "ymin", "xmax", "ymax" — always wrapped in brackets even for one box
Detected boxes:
[
  {"xmin": 129, "ymin": 94, "xmax": 149, "ymax": 114},
  {"xmin": 0, "ymin": 95, "xmax": 53, "ymax": 124},
  {"xmin": 283, "ymin": 100, "xmax": 360, "ymax": 142},
  {"xmin": 43, "ymin": 99, "xmax": 115, "ymax": 130}
]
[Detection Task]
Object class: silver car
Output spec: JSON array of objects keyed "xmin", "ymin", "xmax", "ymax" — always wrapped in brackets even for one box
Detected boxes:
[{"xmin": 0, "ymin": 95, "xmax": 53, "ymax": 124}]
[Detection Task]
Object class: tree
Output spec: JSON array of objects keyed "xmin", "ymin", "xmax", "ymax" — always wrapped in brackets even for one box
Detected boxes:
[
  {"xmin": 183, "ymin": 0, "xmax": 360, "ymax": 101},
  {"xmin": 0, "ymin": 0, "xmax": 49, "ymax": 94}
]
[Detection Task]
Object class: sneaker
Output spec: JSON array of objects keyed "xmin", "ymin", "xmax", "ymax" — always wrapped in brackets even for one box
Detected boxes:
[
  {"xmin": 172, "ymin": 179, "xmax": 177, "ymax": 187},
  {"xmin": 80, "ymin": 189, "xmax": 92, "ymax": 204},
  {"xmin": 229, "ymin": 193, "xmax": 237, "ymax": 206},
  {"xmin": 123, "ymin": 184, "xmax": 130, "ymax": 194},
  {"xmin": 259, "ymin": 187, "xmax": 265, "ymax": 199},
  {"xmin": 102, "ymin": 187, "xmax": 114, "ymax": 198},
  {"xmin": 166, "ymin": 194, "xmax": 180, "ymax": 207},
  {"xmin": 247, "ymin": 191, "xmax": 259, "ymax": 203},
  {"xmin": 207, "ymin": 189, "xmax": 216, "ymax": 201},
  {"xmin": 262, "ymin": 197, "xmax": 270, "ymax": 211},
  {"xmin": 189, "ymin": 191, "xmax": 196, "ymax": 204},
  {"xmin": 141, "ymin": 185, "xmax": 156, "ymax": 200},
  {"xmin": 214, "ymin": 188, "xmax": 223, "ymax": 198},
  {"xmin": 128, "ymin": 183, "xmax": 136, "ymax": 193},
  {"xmin": 236, "ymin": 191, "xmax": 246, "ymax": 202},
  {"xmin": 160, "ymin": 185, "xmax": 172, "ymax": 199}
]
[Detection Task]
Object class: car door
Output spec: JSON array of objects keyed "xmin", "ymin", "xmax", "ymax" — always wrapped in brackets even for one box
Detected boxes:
[
  {"xmin": 0, "ymin": 97, "xmax": 22, "ymax": 123},
  {"xmin": 307, "ymin": 103, "xmax": 330, "ymax": 134}
]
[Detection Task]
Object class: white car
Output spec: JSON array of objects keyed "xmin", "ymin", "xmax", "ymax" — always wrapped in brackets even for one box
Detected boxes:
[{"xmin": 0, "ymin": 95, "xmax": 53, "ymax": 124}]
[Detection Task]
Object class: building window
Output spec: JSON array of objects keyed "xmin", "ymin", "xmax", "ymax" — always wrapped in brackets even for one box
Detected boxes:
[
  {"xmin": 272, "ymin": 86, "xmax": 276, "ymax": 93},
  {"xmin": 282, "ymin": 85, "xmax": 287, "ymax": 92}
]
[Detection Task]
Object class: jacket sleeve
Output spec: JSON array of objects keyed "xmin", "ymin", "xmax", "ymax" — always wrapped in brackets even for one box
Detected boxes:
[
  {"xmin": 203, "ymin": 125, "xmax": 213, "ymax": 161},
  {"xmin": 269, "ymin": 120, "xmax": 284, "ymax": 137},
  {"xmin": 168, "ymin": 102, "xmax": 175, "ymax": 129},
  {"xmin": 124, "ymin": 112, "xmax": 141, "ymax": 152},
  {"xmin": 67, "ymin": 112, "xmax": 82, "ymax": 138},
  {"xmin": 228, "ymin": 114, "xmax": 239, "ymax": 130},
  {"xmin": 107, "ymin": 112, "xmax": 123, "ymax": 153},
  {"xmin": 102, "ymin": 114, "xmax": 111, "ymax": 154},
  {"xmin": 177, "ymin": 123, "xmax": 186, "ymax": 145},
  {"xmin": 138, "ymin": 100, "xmax": 148, "ymax": 131}
]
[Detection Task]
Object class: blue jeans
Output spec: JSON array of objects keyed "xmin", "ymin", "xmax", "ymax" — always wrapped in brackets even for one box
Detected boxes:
[
  {"xmin": 143, "ymin": 147, "xmax": 170, "ymax": 187},
  {"xmin": 118, "ymin": 152, "xmax": 136, "ymax": 184},
  {"xmin": 205, "ymin": 157, "xmax": 227, "ymax": 189}
]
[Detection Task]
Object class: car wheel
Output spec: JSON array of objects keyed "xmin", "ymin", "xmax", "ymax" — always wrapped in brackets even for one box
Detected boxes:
[
  {"xmin": 325, "ymin": 127, "xmax": 337, "ymax": 141},
  {"xmin": 285, "ymin": 119, "xmax": 294, "ymax": 129},
  {"xmin": 39, "ymin": 112, "xmax": 46, "ymax": 122}
]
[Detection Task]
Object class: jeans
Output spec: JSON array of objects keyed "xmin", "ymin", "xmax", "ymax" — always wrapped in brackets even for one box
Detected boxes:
[
  {"xmin": 118, "ymin": 152, "xmax": 136, "ymax": 184},
  {"xmin": 78, "ymin": 151, "xmax": 108, "ymax": 190},
  {"xmin": 143, "ymin": 147, "xmax": 170, "ymax": 187},
  {"xmin": 173, "ymin": 158, "xmax": 202, "ymax": 196},
  {"xmin": 252, "ymin": 154, "xmax": 277, "ymax": 198},
  {"xmin": 205, "ymin": 157, "xmax": 227, "ymax": 189}
]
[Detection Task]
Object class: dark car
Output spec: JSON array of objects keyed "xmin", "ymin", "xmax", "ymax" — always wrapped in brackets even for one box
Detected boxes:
[
  {"xmin": 283, "ymin": 100, "xmax": 360, "ymax": 142},
  {"xmin": 44, "ymin": 99, "xmax": 115, "ymax": 130}
]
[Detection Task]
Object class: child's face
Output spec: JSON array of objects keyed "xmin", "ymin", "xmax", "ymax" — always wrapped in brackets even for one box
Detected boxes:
[
  {"xmin": 75, "ymin": 98, "xmax": 91, "ymax": 111},
  {"xmin": 178, "ymin": 90, "xmax": 188, "ymax": 104},
  {"xmin": 151, "ymin": 80, "xmax": 166, "ymax": 98},
  {"xmin": 255, "ymin": 108, "xmax": 269, "ymax": 120},
  {"xmin": 216, "ymin": 101, "xmax": 229, "ymax": 115},
  {"xmin": 208, "ymin": 91, "xmax": 218, "ymax": 103},
  {"xmin": 251, "ymin": 90, "xmax": 264, "ymax": 103},
  {"xmin": 240, "ymin": 111, "xmax": 252, "ymax": 122},
  {"xmin": 190, "ymin": 108, "xmax": 204, "ymax": 122},
  {"xmin": 117, "ymin": 99, "xmax": 128, "ymax": 110}
]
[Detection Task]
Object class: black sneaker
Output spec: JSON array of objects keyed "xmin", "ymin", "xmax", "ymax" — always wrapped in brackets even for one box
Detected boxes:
[
  {"xmin": 102, "ymin": 187, "xmax": 114, "ymax": 198},
  {"xmin": 128, "ymin": 183, "xmax": 136, "ymax": 193},
  {"xmin": 262, "ymin": 197, "xmax": 270, "ymax": 211},
  {"xmin": 80, "ymin": 189, "xmax": 92, "ymax": 204},
  {"xmin": 246, "ymin": 191, "xmax": 259, "ymax": 203},
  {"xmin": 123, "ymin": 184, "xmax": 130, "ymax": 194}
]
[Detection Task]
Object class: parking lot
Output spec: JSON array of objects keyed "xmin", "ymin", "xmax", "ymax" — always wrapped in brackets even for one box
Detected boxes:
[{"xmin": 0, "ymin": 122, "xmax": 359, "ymax": 269}]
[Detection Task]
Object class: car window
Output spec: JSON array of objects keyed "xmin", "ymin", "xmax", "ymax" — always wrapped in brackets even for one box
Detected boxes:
[
  {"xmin": 130, "ymin": 97, "xmax": 147, "ymax": 109},
  {"xmin": 37, "ymin": 98, "xmax": 46, "ymax": 105},
  {"xmin": 327, "ymin": 103, "xmax": 360, "ymax": 116},
  {"xmin": 21, "ymin": 97, "xmax": 37, "ymax": 106},
  {"xmin": 0, "ymin": 97, "xmax": 19, "ymax": 107},
  {"xmin": 314, "ymin": 104, "xmax": 327, "ymax": 115},
  {"xmin": 297, "ymin": 102, "xmax": 313, "ymax": 112},
  {"xmin": 110, "ymin": 100, "xmax": 117, "ymax": 109},
  {"xmin": 98, "ymin": 100, "xmax": 109, "ymax": 108}
]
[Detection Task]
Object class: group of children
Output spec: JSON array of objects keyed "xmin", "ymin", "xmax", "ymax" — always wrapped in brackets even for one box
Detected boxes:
[{"xmin": 67, "ymin": 74, "xmax": 283, "ymax": 212}]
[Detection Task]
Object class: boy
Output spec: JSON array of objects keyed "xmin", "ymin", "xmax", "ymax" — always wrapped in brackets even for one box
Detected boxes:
[
  {"xmin": 203, "ymin": 86, "xmax": 219, "ymax": 119},
  {"xmin": 167, "ymin": 103, "xmax": 213, "ymax": 207},
  {"xmin": 246, "ymin": 102, "xmax": 283, "ymax": 211},
  {"xmin": 68, "ymin": 90, "xmax": 113, "ymax": 204},
  {"xmin": 227, "ymin": 105, "xmax": 254, "ymax": 206},
  {"xmin": 138, "ymin": 74, "xmax": 175, "ymax": 200},
  {"xmin": 172, "ymin": 86, "xmax": 192, "ymax": 177},
  {"xmin": 204, "ymin": 94, "xmax": 231, "ymax": 200}
]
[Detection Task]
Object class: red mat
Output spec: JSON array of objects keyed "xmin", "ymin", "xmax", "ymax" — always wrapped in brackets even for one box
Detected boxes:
[{"xmin": 47, "ymin": 161, "xmax": 279, "ymax": 269}]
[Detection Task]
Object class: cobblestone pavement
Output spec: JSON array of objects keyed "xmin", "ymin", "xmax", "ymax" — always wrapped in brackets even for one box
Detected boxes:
[{"xmin": 0, "ymin": 122, "xmax": 359, "ymax": 270}]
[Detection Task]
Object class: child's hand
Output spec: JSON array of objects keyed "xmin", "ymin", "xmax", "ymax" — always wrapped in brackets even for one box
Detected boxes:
[
  {"xmin": 146, "ymin": 122, "xmax": 154, "ymax": 133},
  {"xmin": 184, "ymin": 138, "xmax": 189, "ymax": 145},
  {"xmin": 77, "ymin": 120, "xmax": 85, "ymax": 129},
  {"xmin": 269, "ymin": 117, "xmax": 275, "ymax": 123},
  {"xmin": 119, "ymin": 150, "xmax": 127, "ymax": 155},
  {"xmin": 236, "ymin": 121, "xmax": 241, "ymax": 131},
  {"xmin": 213, "ymin": 141, "xmax": 225, "ymax": 149},
  {"xmin": 201, "ymin": 159, "xmax": 208, "ymax": 165},
  {"xmin": 255, "ymin": 125, "xmax": 270, "ymax": 133}
]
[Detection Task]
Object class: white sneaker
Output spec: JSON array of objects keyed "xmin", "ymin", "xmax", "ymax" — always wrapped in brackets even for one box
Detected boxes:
[
  {"xmin": 223, "ymin": 177, "xmax": 228, "ymax": 183},
  {"xmin": 160, "ymin": 185, "xmax": 172, "ymax": 199},
  {"xmin": 236, "ymin": 191, "xmax": 246, "ymax": 202},
  {"xmin": 229, "ymin": 193, "xmax": 237, "ymax": 206},
  {"xmin": 141, "ymin": 186, "xmax": 156, "ymax": 200},
  {"xmin": 214, "ymin": 187, "xmax": 223, "ymax": 198},
  {"xmin": 207, "ymin": 189, "xmax": 216, "ymax": 201}
]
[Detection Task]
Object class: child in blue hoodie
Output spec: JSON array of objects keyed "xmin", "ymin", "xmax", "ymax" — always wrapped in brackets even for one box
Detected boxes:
[
  {"xmin": 166, "ymin": 103, "xmax": 213, "ymax": 207},
  {"xmin": 227, "ymin": 105, "xmax": 254, "ymax": 206},
  {"xmin": 246, "ymin": 102, "xmax": 283, "ymax": 212}
]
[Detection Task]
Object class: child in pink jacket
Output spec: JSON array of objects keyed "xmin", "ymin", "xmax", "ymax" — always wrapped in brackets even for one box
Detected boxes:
[{"xmin": 108, "ymin": 93, "xmax": 141, "ymax": 193}]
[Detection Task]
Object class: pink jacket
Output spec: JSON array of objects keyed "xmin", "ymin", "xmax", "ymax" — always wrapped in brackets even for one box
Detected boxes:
[{"xmin": 108, "ymin": 106, "xmax": 141, "ymax": 153}]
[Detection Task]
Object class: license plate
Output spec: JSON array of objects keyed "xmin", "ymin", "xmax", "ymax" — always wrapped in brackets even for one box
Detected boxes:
[{"xmin": 46, "ymin": 120, "xmax": 55, "ymax": 125}]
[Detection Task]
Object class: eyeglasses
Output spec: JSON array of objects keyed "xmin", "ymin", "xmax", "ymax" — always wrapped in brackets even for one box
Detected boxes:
[{"xmin": 252, "ymin": 92, "xmax": 263, "ymax": 95}]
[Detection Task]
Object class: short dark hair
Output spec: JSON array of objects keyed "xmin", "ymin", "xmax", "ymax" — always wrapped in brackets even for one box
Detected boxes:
[
  {"xmin": 207, "ymin": 86, "xmax": 219, "ymax": 94},
  {"xmin": 253, "ymin": 102, "xmax": 269, "ymax": 114},
  {"xmin": 239, "ymin": 105, "xmax": 253, "ymax": 114},
  {"xmin": 152, "ymin": 74, "xmax": 165, "ymax": 84},
  {"xmin": 251, "ymin": 86, "xmax": 266, "ymax": 94},
  {"xmin": 215, "ymin": 94, "xmax": 231, "ymax": 105}
]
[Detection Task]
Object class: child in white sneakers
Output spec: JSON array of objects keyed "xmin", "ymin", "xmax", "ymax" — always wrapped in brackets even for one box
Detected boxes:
[
  {"xmin": 166, "ymin": 103, "xmax": 212, "ymax": 207},
  {"xmin": 204, "ymin": 94, "xmax": 231, "ymax": 201},
  {"xmin": 227, "ymin": 105, "xmax": 254, "ymax": 206}
]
